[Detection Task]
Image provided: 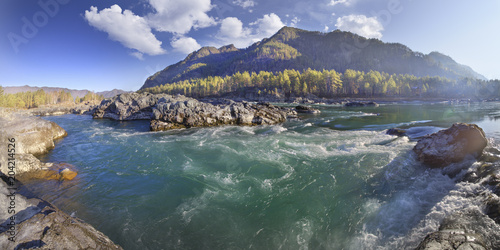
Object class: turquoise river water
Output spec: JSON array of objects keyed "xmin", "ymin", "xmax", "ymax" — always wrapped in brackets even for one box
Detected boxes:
[{"xmin": 23, "ymin": 102, "xmax": 500, "ymax": 249}]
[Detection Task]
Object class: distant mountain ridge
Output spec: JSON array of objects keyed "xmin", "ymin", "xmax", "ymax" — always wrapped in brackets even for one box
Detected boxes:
[
  {"xmin": 142, "ymin": 27, "xmax": 486, "ymax": 89},
  {"xmin": 2, "ymin": 85, "xmax": 130, "ymax": 98}
]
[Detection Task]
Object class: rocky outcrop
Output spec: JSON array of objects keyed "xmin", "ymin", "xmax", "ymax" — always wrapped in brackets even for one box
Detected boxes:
[
  {"xmin": 0, "ymin": 115, "xmax": 67, "ymax": 175},
  {"xmin": 0, "ymin": 175, "xmax": 122, "ymax": 249},
  {"xmin": 70, "ymin": 104, "xmax": 97, "ymax": 115},
  {"xmin": 413, "ymin": 123, "xmax": 488, "ymax": 168},
  {"xmin": 93, "ymin": 92, "xmax": 162, "ymax": 120},
  {"xmin": 416, "ymin": 230, "xmax": 486, "ymax": 250},
  {"xmin": 93, "ymin": 93, "xmax": 297, "ymax": 131},
  {"xmin": 415, "ymin": 126, "xmax": 500, "ymax": 249},
  {"xmin": 151, "ymin": 99, "xmax": 294, "ymax": 131},
  {"xmin": 416, "ymin": 208, "xmax": 500, "ymax": 249},
  {"xmin": 295, "ymin": 105, "xmax": 320, "ymax": 114},
  {"xmin": 464, "ymin": 160, "xmax": 500, "ymax": 224}
]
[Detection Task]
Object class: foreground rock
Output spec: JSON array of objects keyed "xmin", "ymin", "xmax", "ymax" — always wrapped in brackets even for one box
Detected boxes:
[
  {"xmin": 416, "ymin": 208, "xmax": 500, "ymax": 249},
  {"xmin": 0, "ymin": 114, "xmax": 67, "ymax": 174},
  {"xmin": 93, "ymin": 93, "xmax": 297, "ymax": 131},
  {"xmin": 413, "ymin": 123, "xmax": 488, "ymax": 168},
  {"xmin": 0, "ymin": 111, "xmax": 121, "ymax": 248},
  {"xmin": 0, "ymin": 175, "xmax": 122, "ymax": 249},
  {"xmin": 415, "ymin": 124, "xmax": 500, "ymax": 249}
]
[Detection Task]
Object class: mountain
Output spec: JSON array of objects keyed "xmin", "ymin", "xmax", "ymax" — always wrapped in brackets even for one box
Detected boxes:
[
  {"xmin": 141, "ymin": 27, "xmax": 486, "ymax": 90},
  {"xmin": 2, "ymin": 85, "xmax": 130, "ymax": 98},
  {"xmin": 426, "ymin": 52, "xmax": 486, "ymax": 81}
]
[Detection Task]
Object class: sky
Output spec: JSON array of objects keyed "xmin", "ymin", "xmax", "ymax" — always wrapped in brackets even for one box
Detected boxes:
[{"xmin": 1, "ymin": 0, "xmax": 499, "ymax": 92}]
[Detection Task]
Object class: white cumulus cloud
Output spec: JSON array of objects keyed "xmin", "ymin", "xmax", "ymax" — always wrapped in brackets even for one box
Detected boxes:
[
  {"xmin": 335, "ymin": 14, "xmax": 383, "ymax": 39},
  {"xmin": 170, "ymin": 36, "xmax": 202, "ymax": 54},
  {"xmin": 219, "ymin": 17, "xmax": 249, "ymax": 39},
  {"xmin": 130, "ymin": 52, "xmax": 145, "ymax": 60},
  {"xmin": 250, "ymin": 13, "xmax": 285, "ymax": 38},
  {"xmin": 233, "ymin": 0, "xmax": 256, "ymax": 9},
  {"xmin": 217, "ymin": 13, "xmax": 285, "ymax": 48},
  {"xmin": 328, "ymin": 0, "xmax": 353, "ymax": 6},
  {"xmin": 84, "ymin": 5, "xmax": 166, "ymax": 57},
  {"xmin": 147, "ymin": 0, "xmax": 216, "ymax": 34},
  {"xmin": 290, "ymin": 16, "xmax": 300, "ymax": 27}
]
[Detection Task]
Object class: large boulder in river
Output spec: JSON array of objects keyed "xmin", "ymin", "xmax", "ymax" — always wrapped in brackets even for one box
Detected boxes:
[{"xmin": 413, "ymin": 123, "xmax": 488, "ymax": 168}]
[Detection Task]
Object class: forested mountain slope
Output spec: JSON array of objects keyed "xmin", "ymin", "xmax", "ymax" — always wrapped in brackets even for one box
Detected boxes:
[{"xmin": 141, "ymin": 27, "xmax": 486, "ymax": 89}]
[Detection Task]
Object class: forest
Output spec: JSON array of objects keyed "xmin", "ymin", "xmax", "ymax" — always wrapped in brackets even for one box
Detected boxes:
[
  {"xmin": 0, "ymin": 87, "xmax": 104, "ymax": 109},
  {"xmin": 139, "ymin": 68, "xmax": 500, "ymax": 99}
]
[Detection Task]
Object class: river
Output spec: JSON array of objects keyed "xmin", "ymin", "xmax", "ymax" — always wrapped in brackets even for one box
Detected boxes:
[{"xmin": 22, "ymin": 101, "xmax": 500, "ymax": 249}]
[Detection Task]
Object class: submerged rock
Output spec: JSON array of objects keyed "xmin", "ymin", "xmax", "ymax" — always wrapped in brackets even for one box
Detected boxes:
[
  {"xmin": 18, "ymin": 163, "xmax": 79, "ymax": 181},
  {"xmin": 295, "ymin": 105, "xmax": 320, "ymax": 114},
  {"xmin": 386, "ymin": 128, "xmax": 407, "ymax": 137},
  {"xmin": 413, "ymin": 123, "xmax": 488, "ymax": 168}
]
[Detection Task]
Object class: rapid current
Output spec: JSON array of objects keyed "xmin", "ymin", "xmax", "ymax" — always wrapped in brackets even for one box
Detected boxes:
[{"xmin": 22, "ymin": 101, "xmax": 500, "ymax": 249}]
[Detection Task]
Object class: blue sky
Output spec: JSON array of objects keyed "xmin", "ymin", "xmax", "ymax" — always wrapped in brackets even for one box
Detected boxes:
[{"xmin": 1, "ymin": 0, "xmax": 499, "ymax": 92}]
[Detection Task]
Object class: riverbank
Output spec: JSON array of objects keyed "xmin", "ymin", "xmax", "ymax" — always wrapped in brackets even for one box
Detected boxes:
[
  {"xmin": 0, "ymin": 108, "xmax": 122, "ymax": 249},
  {"xmin": 202, "ymin": 89, "xmax": 500, "ymax": 105}
]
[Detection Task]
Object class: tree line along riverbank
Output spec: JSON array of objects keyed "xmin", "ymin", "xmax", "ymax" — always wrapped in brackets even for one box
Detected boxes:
[{"xmin": 139, "ymin": 69, "xmax": 500, "ymax": 100}]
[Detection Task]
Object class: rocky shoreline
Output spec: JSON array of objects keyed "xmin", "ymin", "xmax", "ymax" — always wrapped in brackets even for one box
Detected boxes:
[
  {"xmin": 410, "ymin": 123, "xmax": 500, "ymax": 249},
  {"xmin": 0, "ymin": 108, "xmax": 122, "ymax": 249}
]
